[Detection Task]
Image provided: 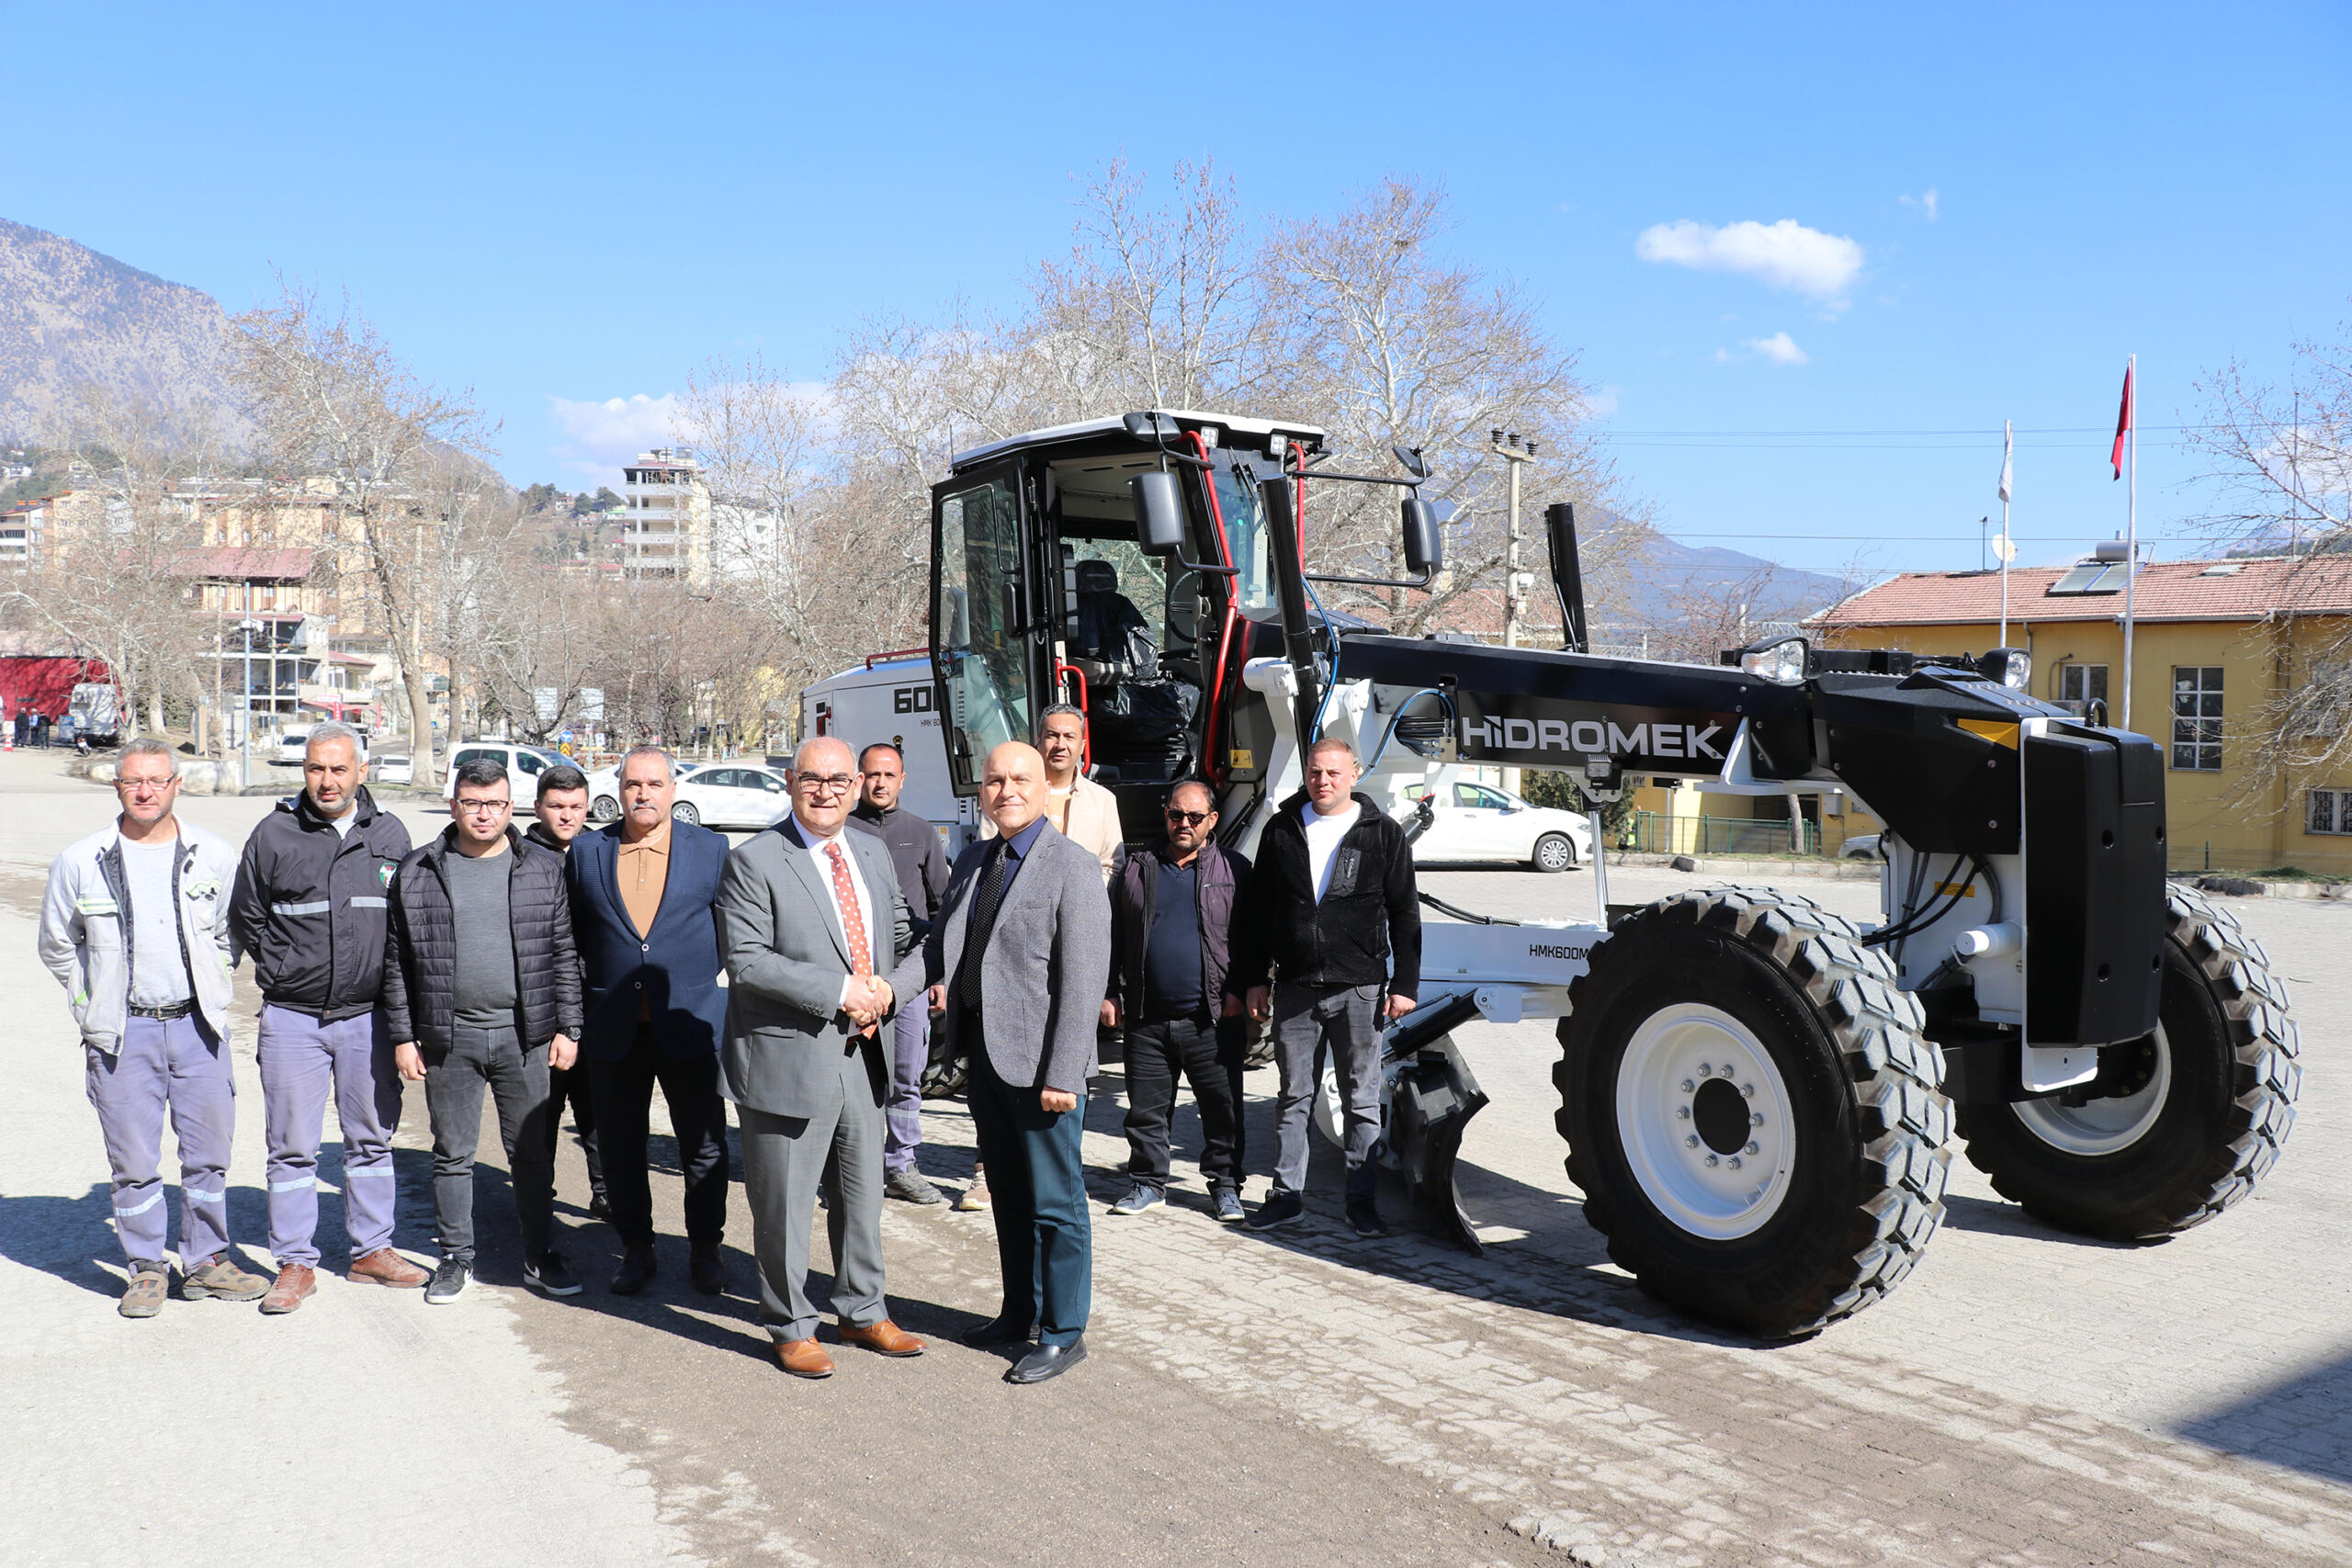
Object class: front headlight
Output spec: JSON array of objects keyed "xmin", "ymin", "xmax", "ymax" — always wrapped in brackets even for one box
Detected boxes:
[
  {"xmin": 1737, "ymin": 636, "xmax": 1808, "ymax": 685},
  {"xmin": 1997, "ymin": 649, "xmax": 2030, "ymax": 689}
]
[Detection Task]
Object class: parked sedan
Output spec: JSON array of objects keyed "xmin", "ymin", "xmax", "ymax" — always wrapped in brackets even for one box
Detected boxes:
[
  {"xmin": 372, "ymin": 752, "xmax": 414, "ymax": 785},
  {"xmin": 1400, "ymin": 778, "xmax": 1592, "ymax": 873},
  {"xmin": 670, "ymin": 763, "xmax": 792, "ymax": 829}
]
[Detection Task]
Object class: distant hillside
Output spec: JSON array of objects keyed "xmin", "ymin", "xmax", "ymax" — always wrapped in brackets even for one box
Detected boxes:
[
  {"xmin": 0, "ymin": 217, "xmax": 238, "ymax": 444},
  {"xmin": 1622, "ymin": 535, "xmax": 1854, "ymax": 624}
]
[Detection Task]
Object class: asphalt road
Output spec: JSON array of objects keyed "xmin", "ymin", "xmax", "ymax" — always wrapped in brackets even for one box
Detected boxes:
[{"xmin": 2, "ymin": 752, "xmax": 2346, "ymax": 1567}]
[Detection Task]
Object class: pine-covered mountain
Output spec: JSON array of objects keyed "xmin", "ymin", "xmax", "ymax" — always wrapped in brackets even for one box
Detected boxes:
[{"xmin": 0, "ymin": 217, "xmax": 237, "ymax": 443}]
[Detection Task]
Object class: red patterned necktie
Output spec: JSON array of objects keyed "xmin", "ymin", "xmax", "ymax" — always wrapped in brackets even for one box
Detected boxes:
[{"xmin": 827, "ymin": 841, "xmax": 876, "ymax": 1038}]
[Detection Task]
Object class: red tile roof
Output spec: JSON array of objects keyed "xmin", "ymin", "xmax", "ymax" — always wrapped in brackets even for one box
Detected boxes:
[
  {"xmin": 1808, "ymin": 554, "xmax": 2352, "ymax": 629},
  {"xmin": 166, "ymin": 547, "xmax": 318, "ymax": 581}
]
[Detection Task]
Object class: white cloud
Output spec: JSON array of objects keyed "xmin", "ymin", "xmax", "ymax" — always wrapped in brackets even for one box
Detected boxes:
[
  {"xmin": 1900, "ymin": 187, "xmax": 1940, "ymax": 220},
  {"xmin": 548, "ymin": 392, "xmax": 683, "ymax": 479},
  {"xmin": 1635, "ymin": 219, "xmax": 1865, "ymax": 301},
  {"xmin": 1747, "ymin": 332, "xmax": 1808, "ymax": 366}
]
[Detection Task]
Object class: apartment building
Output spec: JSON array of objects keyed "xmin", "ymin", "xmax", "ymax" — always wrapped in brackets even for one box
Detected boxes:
[{"xmin": 622, "ymin": 447, "xmax": 712, "ymax": 584}]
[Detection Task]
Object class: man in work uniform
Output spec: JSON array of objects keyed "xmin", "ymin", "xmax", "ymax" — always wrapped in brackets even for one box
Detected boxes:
[
  {"xmin": 850, "ymin": 740, "xmax": 951, "ymax": 1206},
  {"xmin": 230, "ymin": 720, "xmax": 424, "ymax": 1313},
  {"xmin": 40, "ymin": 739, "xmax": 271, "ymax": 1316}
]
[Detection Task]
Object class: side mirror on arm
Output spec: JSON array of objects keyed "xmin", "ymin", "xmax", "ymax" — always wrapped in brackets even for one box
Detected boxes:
[
  {"xmin": 1130, "ymin": 472, "xmax": 1238, "ymax": 576},
  {"xmin": 1401, "ymin": 496, "xmax": 1442, "ymax": 582}
]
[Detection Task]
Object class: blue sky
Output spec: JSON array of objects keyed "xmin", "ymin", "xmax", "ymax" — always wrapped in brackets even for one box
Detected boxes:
[{"xmin": 10, "ymin": 2, "xmax": 2347, "ymax": 578}]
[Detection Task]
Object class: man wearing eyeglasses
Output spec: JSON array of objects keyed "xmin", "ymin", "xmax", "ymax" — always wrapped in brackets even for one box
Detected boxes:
[
  {"xmin": 1102, "ymin": 780, "xmax": 1251, "ymax": 1224},
  {"xmin": 40, "ymin": 739, "xmax": 271, "ymax": 1316},
  {"xmin": 566, "ymin": 747, "xmax": 735, "ymax": 1297},
  {"xmin": 379, "ymin": 758, "xmax": 582, "ymax": 1303},
  {"xmin": 715, "ymin": 736, "xmax": 930, "ymax": 1379}
]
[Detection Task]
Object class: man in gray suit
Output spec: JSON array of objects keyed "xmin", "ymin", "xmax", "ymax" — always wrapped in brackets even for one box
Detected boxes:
[
  {"xmin": 922, "ymin": 740, "xmax": 1112, "ymax": 1384},
  {"xmin": 715, "ymin": 736, "xmax": 930, "ymax": 1380}
]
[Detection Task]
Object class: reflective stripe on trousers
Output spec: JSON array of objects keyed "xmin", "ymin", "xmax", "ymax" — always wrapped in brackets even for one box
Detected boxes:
[{"xmin": 257, "ymin": 1005, "xmax": 401, "ymax": 1267}]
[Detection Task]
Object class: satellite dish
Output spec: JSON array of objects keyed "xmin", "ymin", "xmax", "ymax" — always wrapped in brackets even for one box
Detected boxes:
[{"xmin": 1993, "ymin": 536, "xmax": 2018, "ymax": 563}]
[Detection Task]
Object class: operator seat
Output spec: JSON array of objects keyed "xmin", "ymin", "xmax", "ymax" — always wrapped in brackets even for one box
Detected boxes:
[{"xmin": 1069, "ymin": 558, "xmax": 1155, "ymax": 681}]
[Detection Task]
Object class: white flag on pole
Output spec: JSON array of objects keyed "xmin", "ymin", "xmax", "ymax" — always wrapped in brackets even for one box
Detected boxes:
[{"xmin": 1997, "ymin": 421, "xmax": 2013, "ymax": 503}]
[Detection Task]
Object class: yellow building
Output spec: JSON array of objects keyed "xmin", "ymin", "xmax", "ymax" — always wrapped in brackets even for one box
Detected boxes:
[{"xmin": 1808, "ymin": 553, "xmax": 2352, "ymax": 877}]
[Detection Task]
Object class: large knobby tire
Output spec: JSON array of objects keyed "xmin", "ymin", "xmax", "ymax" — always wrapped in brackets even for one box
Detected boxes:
[
  {"xmin": 1956, "ymin": 885, "xmax": 2300, "ymax": 1239},
  {"xmin": 1557, "ymin": 886, "xmax": 1952, "ymax": 1337}
]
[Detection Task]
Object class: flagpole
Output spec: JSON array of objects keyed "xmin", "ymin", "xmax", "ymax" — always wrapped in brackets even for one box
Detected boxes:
[
  {"xmin": 1999, "ymin": 419, "xmax": 2012, "ymax": 647},
  {"xmin": 2123, "ymin": 354, "xmax": 2137, "ymax": 733}
]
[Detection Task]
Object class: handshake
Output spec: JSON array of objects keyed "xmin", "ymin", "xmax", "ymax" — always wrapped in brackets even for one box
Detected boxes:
[{"xmin": 842, "ymin": 974, "xmax": 896, "ymax": 1029}]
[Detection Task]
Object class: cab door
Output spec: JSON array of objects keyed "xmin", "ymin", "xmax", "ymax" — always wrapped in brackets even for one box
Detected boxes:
[{"xmin": 931, "ymin": 462, "xmax": 1045, "ymax": 794}]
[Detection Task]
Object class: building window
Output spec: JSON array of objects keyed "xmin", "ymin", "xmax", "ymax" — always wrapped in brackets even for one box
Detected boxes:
[
  {"xmin": 2060, "ymin": 663, "xmax": 2109, "ymax": 706},
  {"xmin": 2312, "ymin": 789, "xmax": 2351, "ymax": 836},
  {"xmin": 2171, "ymin": 666, "xmax": 2223, "ymax": 772}
]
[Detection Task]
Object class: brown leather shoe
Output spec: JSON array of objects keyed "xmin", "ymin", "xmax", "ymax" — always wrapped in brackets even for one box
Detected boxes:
[
  {"xmin": 837, "ymin": 1318, "xmax": 926, "ymax": 1357},
  {"xmin": 775, "ymin": 1338, "xmax": 835, "ymax": 1379},
  {"xmin": 259, "ymin": 1264, "xmax": 316, "ymax": 1315},
  {"xmin": 348, "ymin": 1248, "xmax": 428, "ymax": 1288}
]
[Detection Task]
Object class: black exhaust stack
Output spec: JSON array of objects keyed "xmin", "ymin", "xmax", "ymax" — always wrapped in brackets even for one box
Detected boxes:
[
  {"xmin": 1260, "ymin": 475, "xmax": 1325, "ymax": 742},
  {"xmin": 1545, "ymin": 502, "xmax": 1590, "ymax": 654}
]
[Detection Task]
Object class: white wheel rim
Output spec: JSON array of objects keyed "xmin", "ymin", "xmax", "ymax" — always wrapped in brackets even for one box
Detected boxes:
[
  {"xmin": 1615, "ymin": 1002, "xmax": 1798, "ymax": 1240},
  {"xmin": 1538, "ymin": 837, "xmax": 1570, "ymax": 869},
  {"xmin": 2012, "ymin": 1025, "xmax": 2172, "ymax": 1156}
]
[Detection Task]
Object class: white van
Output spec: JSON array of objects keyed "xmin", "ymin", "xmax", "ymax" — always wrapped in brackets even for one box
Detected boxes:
[{"xmin": 798, "ymin": 656, "xmax": 971, "ymax": 855}]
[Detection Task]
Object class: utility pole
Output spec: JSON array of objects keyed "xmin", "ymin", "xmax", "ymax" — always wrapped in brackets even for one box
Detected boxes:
[
  {"xmin": 1490, "ymin": 428, "xmax": 1540, "ymax": 649},
  {"xmin": 1490, "ymin": 428, "xmax": 1540, "ymax": 795}
]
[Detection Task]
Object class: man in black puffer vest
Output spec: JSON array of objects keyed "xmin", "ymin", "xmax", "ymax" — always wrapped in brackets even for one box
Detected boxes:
[{"xmin": 383, "ymin": 758, "xmax": 584, "ymax": 1303}]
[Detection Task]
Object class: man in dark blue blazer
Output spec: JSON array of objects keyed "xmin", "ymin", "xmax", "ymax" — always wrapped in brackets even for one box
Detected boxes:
[{"xmin": 566, "ymin": 748, "xmax": 733, "ymax": 1296}]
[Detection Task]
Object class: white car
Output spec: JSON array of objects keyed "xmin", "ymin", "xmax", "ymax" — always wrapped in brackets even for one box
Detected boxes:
[
  {"xmin": 586, "ymin": 759, "xmax": 706, "ymax": 822},
  {"xmin": 669, "ymin": 762, "xmax": 791, "ymax": 829},
  {"xmin": 275, "ymin": 724, "xmax": 373, "ymax": 766},
  {"xmin": 371, "ymin": 752, "xmax": 414, "ymax": 785},
  {"xmin": 1401, "ymin": 778, "xmax": 1592, "ymax": 873},
  {"xmin": 444, "ymin": 741, "xmax": 571, "ymax": 807}
]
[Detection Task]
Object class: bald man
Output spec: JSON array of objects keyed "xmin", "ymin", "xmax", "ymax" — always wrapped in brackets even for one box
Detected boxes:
[
  {"xmin": 716, "ymin": 738, "xmax": 932, "ymax": 1379},
  {"xmin": 917, "ymin": 741, "xmax": 1113, "ymax": 1384}
]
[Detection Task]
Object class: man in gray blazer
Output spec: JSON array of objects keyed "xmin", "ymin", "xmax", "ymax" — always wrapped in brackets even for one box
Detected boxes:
[
  {"xmin": 715, "ymin": 737, "xmax": 931, "ymax": 1379},
  {"xmin": 922, "ymin": 740, "xmax": 1113, "ymax": 1384}
]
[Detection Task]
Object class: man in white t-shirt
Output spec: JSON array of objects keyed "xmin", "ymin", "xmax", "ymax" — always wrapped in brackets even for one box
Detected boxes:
[
  {"xmin": 40, "ymin": 739, "xmax": 269, "ymax": 1316},
  {"xmin": 1232, "ymin": 738, "xmax": 1421, "ymax": 1238}
]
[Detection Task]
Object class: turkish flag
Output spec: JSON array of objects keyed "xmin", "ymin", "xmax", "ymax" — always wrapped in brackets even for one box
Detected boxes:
[{"xmin": 2110, "ymin": 363, "xmax": 2133, "ymax": 479}]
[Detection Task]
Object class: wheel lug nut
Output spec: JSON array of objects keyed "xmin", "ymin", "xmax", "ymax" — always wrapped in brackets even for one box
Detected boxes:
[
  {"xmin": 1751, "ymin": 1112, "xmax": 1765, "ymax": 1126},
  {"xmin": 1699, "ymin": 1063, "xmax": 1713, "ymax": 1075},
  {"xmin": 1741, "ymin": 1084, "xmax": 1755, "ymax": 1098},
  {"xmin": 1684, "ymin": 1135, "xmax": 1699, "ymax": 1148},
  {"xmin": 1680, "ymin": 1079, "xmax": 1695, "ymax": 1092},
  {"xmin": 1747, "ymin": 1142, "xmax": 1760, "ymax": 1156},
  {"xmin": 1704, "ymin": 1154, "xmax": 1719, "ymax": 1168},
  {"xmin": 1727, "ymin": 1156, "xmax": 1742, "ymax": 1170},
  {"xmin": 1676, "ymin": 1106, "xmax": 1690, "ymax": 1120}
]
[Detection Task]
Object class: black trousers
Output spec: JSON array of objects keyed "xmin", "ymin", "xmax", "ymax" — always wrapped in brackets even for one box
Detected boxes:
[
  {"xmin": 542, "ymin": 1063, "xmax": 605, "ymax": 1202},
  {"xmin": 588, "ymin": 1026, "xmax": 728, "ymax": 1249},
  {"xmin": 1123, "ymin": 1010, "xmax": 1245, "ymax": 1191}
]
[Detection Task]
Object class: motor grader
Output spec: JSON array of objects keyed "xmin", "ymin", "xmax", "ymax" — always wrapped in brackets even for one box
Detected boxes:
[{"xmin": 913, "ymin": 407, "xmax": 2300, "ymax": 1337}]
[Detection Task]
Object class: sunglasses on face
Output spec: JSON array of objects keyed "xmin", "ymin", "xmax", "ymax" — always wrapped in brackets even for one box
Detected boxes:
[{"xmin": 1163, "ymin": 809, "xmax": 1211, "ymax": 827}]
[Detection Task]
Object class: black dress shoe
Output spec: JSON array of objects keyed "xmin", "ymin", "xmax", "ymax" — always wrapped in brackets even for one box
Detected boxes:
[
  {"xmin": 611, "ymin": 1245, "xmax": 657, "ymax": 1295},
  {"xmin": 689, "ymin": 1245, "xmax": 725, "ymax": 1296},
  {"xmin": 1006, "ymin": 1337, "xmax": 1087, "ymax": 1384},
  {"xmin": 958, "ymin": 1316, "xmax": 1035, "ymax": 1348}
]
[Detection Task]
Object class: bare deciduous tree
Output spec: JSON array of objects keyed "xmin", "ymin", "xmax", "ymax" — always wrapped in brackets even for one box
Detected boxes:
[
  {"xmin": 228, "ymin": 282, "xmax": 498, "ymax": 785},
  {"xmin": 2188, "ymin": 317, "xmax": 2352, "ymax": 809}
]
